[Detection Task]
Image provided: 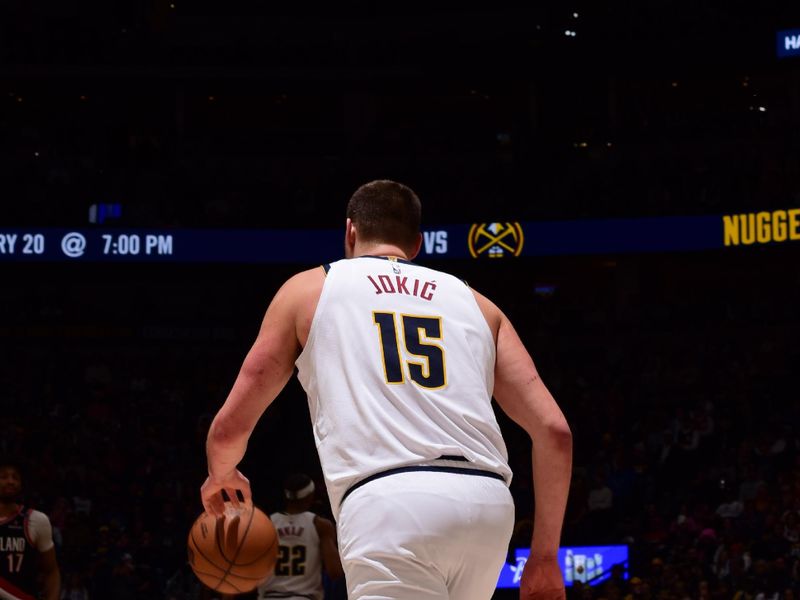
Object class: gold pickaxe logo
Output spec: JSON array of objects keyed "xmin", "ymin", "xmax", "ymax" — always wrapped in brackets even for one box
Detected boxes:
[{"xmin": 468, "ymin": 222, "xmax": 524, "ymax": 258}]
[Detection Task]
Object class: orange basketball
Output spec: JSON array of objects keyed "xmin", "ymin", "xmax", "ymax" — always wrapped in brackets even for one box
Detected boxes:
[{"xmin": 187, "ymin": 503, "xmax": 278, "ymax": 594}]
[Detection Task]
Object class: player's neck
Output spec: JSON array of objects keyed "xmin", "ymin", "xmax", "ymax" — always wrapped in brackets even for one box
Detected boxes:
[
  {"xmin": 355, "ymin": 243, "xmax": 410, "ymax": 260},
  {"xmin": 0, "ymin": 501, "xmax": 20, "ymax": 518}
]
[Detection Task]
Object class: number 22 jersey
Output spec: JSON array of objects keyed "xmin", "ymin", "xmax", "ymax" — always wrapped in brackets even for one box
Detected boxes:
[
  {"xmin": 258, "ymin": 511, "xmax": 322, "ymax": 600},
  {"xmin": 296, "ymin": 256, "xmax": 512, "ymax": 518}
]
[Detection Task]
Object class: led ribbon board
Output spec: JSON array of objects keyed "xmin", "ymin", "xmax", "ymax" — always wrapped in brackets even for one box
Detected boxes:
[
  {"xmin": 777, "ymin": 29, "xmax": 800, "ymax": 58},
  {"xmin": 0, "ymin": 209, "xmax": 797, "ymax": 263},
  {"xmin": 496, "ymin": 545, "xmax": 629, "ymax": 589}
]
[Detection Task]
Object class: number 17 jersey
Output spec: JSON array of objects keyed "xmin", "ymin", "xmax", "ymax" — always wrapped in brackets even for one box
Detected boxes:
[{"xmin": 296, "ymin": 256, "xmax": 512, "ymax": 518}]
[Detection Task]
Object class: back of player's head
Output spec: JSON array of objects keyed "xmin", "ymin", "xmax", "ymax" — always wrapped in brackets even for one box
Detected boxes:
[
  {"xmin": 346, "ymin": 180, "xmax": 421, "ymax": 252},
  {"xmin": 283, "ymin": 473, "xmax": 315, "ymax": 502}
]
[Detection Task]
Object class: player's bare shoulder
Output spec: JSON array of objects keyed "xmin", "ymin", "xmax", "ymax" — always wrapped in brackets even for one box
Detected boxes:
[
  {"xmin": 281, "ymin": 265, "xmax": 327, "ymax": 297},
  {"xmin": 281, "ymin": 266, "xmax": 327, "ymax": 347}
]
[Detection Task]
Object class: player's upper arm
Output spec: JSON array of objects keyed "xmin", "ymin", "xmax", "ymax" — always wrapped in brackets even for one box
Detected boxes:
[
  {"xmin": 38, "ymin": 547, "xmax": 58, "ymax": 575},
  {"xmin": 472, "ymin": 289, "xmax": 569, "ymax": 439},
  {"xmin": 215, "ymin": 267, "xmax": 324, "ymax": 437},
  {"xmin": 313, "ymin": 514, "xmax": 336, "ymax": 539},
  {"xmin": 239, "ymin": 267, "xmax": 322, "ymax": 381}
]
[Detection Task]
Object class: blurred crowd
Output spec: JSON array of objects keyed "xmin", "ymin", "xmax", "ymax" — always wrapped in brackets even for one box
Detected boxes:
[
  {"xmin": 503, "ymin": 255, "xmax": 800, "ymax": 599},
  {"xmin": 1, "ymin": 249, "xmax": 797, "ymax": 599},
  {"xmin": 2, "ymin": 5, "xmax": 799, "ymax": 600},
  {"xmin": 1, "ymin": 64, "xmax": 798, "ymax": 230}
]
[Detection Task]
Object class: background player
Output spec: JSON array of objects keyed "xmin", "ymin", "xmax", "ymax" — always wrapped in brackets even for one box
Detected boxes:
[
  {"xmin": 202, "ymin": 180, "xmax": 572, "ymax": 599},
  {"xmin": 257, "ymin": 473, "xmax": 343, "ymax": 600},
  {"xmin": 0, "ymin": 460, "xmax": 60, "ymax": 600}
]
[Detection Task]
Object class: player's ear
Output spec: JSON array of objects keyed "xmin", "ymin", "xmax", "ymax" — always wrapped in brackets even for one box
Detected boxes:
[
  {"xmin": 344, "ymin": 219, "xmax": 357, "ymax": 256},
  {"xmin": 408, "ymin": 233, "xmax": 423, "ymax": 260}
]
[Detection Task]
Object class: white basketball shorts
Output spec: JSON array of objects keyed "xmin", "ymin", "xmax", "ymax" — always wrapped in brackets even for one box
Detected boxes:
[{"xmin": 337, "ymin": 469, "xmax": 515, "ymax": 600}]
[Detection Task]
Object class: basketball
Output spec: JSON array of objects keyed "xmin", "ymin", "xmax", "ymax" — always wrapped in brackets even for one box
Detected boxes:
[{"xmin": 187, "ymin": 503, "xmax": 278, "ymax": 594}]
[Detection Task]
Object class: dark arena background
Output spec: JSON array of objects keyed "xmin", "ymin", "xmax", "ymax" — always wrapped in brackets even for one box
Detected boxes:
[{"xmin": 2, "ymin": 2, "xmax": 800, "ymax": 599}]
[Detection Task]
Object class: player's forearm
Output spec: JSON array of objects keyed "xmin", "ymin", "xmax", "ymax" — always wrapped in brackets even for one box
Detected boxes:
[
  {"xmin": 530, "ymin": 419, "xmax": 572, "ymax": 559},
  {"xmin": 206, "ymin": 377, "xmax": 259, "ymax": 479},
  {"xmin": 41, "ymin": 568, "xmax": 60, "ymax": 600},
  {"xmin": 206, "ymin": 416, "xmax": 249, "ymax": 479}
]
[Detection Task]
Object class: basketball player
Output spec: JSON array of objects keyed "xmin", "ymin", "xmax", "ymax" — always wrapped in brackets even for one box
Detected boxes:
[
  {"xmin": 257, "ymin": 473, "xmax": 342, "ymax": 600},
  {"xmin": 0, "ymin": 460, "xmax": 60, "ymax": 600},
  {"xmin": 202, "ymin": 180, "xmax": 572, "ymax": 600}
]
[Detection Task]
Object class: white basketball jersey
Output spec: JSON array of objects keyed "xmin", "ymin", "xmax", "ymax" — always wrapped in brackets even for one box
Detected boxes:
[
  {"xmin": 296, "ymin": 256, "xmax": 512, "ymax": 517},
  {"xmin": 258, "ymin": 511, "xmax": 322, "ymax": 600}
]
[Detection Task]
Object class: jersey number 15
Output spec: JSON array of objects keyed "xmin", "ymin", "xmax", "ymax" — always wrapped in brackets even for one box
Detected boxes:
[{"xmin": 373, "ymin": 312, "xmax": 446, "ymax": 389}]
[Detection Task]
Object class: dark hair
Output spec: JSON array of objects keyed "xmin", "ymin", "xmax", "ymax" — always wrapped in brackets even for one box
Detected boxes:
[
  {"xmin": 283, "ymin": 473, "xmax": 315, "ymax": 502},
  {"xmin": 283, "ymin": 473, "xmax": 313, "ymax": 493},
  {"xmin": 346, "ymin": 180, "xmax": 421, "ymax": 251},
  {"xmin": 0, "ymin": 458, "xmax": 23, "ymax": 476}
]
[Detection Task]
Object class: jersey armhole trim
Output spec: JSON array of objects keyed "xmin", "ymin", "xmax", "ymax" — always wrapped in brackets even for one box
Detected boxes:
[
  {"xmin": 296, "ymin": 265, "xmax": 332, "ymax": 370},
  {"xmin": 466, "ymin": 289, "xmax": 497, "ymax": 365},
  {"xmin": 322, "ymin": 263, "xmax": 331, "ymax": 275}
]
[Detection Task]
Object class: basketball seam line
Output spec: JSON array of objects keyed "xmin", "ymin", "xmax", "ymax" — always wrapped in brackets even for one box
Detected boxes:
[
  {"xmin": 189, "ymin": 528, "xmax": 230, "ymax": 573},
  {"xmin": 189, "ymin": 532, "xmax": 244, "ymax": 592},
  {"xmin": 234, "ymin": 535, "xmax": 279, "ymax": 567},
  {"xmin": 213, "ymin": 507, "xmax": 256, "ymax": 591}
]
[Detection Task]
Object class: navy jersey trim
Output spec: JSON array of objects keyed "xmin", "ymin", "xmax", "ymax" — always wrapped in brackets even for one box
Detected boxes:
[
  {"xmin": 322, "ymin": 263, "xmax": 331, "ymax": 275},
  {"xmin": 340, "ymin": 463, "xmax": 505, "ymax": 506},
  {"xmin": 361, "ymin": 255, "xmax": 415, "ymax": 265}
]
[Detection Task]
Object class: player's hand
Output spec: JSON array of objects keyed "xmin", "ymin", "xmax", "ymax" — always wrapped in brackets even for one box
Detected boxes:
[
  {"xmin": 520, "ymin": 556, "xmax": 566, "ymax": 600},
  {"xmin": 200, "ymin": 469, "xmax": 252, "ymax": 518}
]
